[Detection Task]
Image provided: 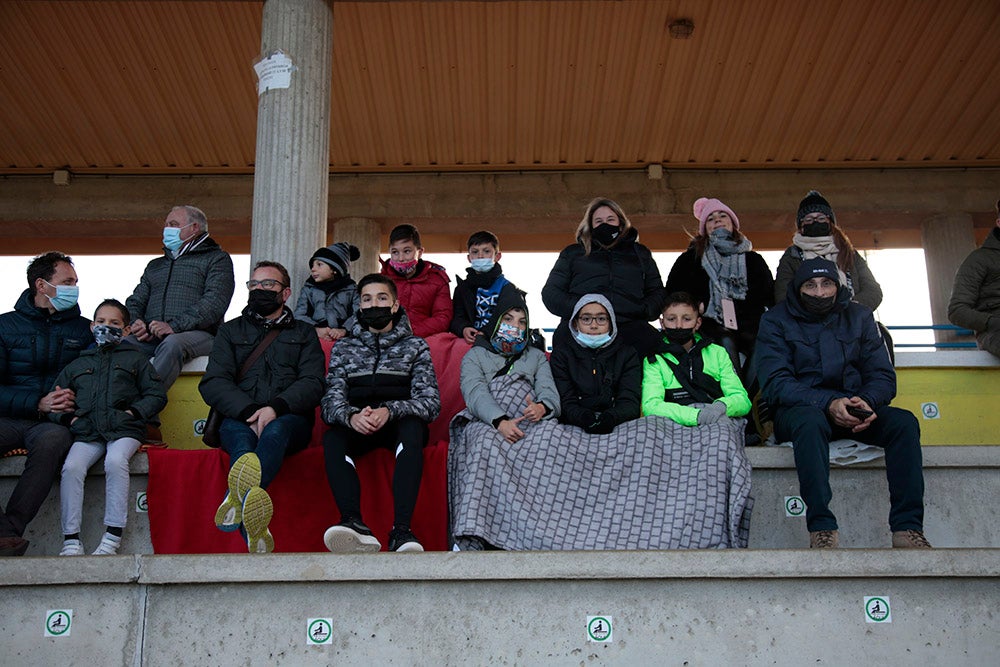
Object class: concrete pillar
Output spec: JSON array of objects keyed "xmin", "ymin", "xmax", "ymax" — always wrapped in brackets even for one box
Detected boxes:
[
  {"xmin": 921, "ymin": 213, "xmax": 976, "ymax": 343},
  {"xmin": 251, "ymin": 0, "xmax": 333, "ymax": 302},
  {"xmin": 332, "ymin": 217, "xmax": 382, "ymax": 278}
]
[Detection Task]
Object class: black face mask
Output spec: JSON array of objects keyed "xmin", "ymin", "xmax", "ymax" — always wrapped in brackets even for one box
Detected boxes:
[
  {"xmin": 800, "ymin": 293, "xmax": 837, "ymax": 315},
  {"xmin": 801, "ymin": 221, "xmax": 832, "ymax": 237},
  {"xmin": 357, "ymin": 306, "xmax": 394, "ymax": 331},
  {"xmin": 247, "ymin": 289, "xmax": 283, "ymax": 316},
  {"xmin": 664, "ymin": 327, "xmax": 695, "ymax": 345},
  {"xmin": 591, "ymin": 224, "xmax": 620, "ymax": 247}
]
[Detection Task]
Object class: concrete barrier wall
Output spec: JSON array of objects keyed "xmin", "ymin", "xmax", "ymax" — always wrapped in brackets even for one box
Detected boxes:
[
  {"xmin": 3, "ymin": 446, "xmax": 998, "ymax": 556},
  {"xmin": 1, "ymin": 550, "xmax": 997, "ymax": 665}
]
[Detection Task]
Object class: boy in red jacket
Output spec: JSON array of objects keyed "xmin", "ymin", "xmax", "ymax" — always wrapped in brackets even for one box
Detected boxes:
[{"xmin": 379, "ymin": 224, "xmax": 452, "ymax": 338}]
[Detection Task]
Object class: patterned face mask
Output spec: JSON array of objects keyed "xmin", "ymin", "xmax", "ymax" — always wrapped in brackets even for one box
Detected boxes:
[
  {"xmin": 389, "ymin": 259, "xmax": 418, "ymax": 274},
  {"xmin": 491, "ymin": 321, "xmax": 527, "ymax": 355},
  {"xmin": 93, "ymin": 324, "xmax": 124, "ymax": 346}
]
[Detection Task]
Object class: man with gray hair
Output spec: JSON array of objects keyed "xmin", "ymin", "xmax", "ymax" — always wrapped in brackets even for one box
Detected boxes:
[{"xmin": 126, "ymin": 205, "xmax": 235, "ymax": 390}]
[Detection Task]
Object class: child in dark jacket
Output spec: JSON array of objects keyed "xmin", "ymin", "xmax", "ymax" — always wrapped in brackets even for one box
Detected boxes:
[
  {"xmin": 450, "ymin": 231, "xmax": 524, "ymax": 345},
  {"xmin": 53, "ymin": 299, "xmax": 167, "ymax": 556},
  {"xmin": 293, "ymin": 242, "xmax": 360, "ymax": 341},
  {"xmin": 550, "ymin": 294, "xmax": 641, "ymax": 434},
  {"xmin": 321, "ymin": 274, "xmax": 441, "ymax": 554}
]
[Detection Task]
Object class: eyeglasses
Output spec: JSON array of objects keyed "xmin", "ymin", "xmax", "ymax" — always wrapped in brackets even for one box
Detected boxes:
[
  {"xmin": 246, "ymin": 279, "xmax": 286, "ymax": 290},
  {"xmin": 801, "ymin": 214, "xmax": 830, "ymax": 224},
  {"xmin": 577, "ymin": 315, "xmax": 610, "ymax": 325}
]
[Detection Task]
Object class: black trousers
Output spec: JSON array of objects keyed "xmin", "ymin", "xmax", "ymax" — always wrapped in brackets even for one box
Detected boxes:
[
  {"xmin": 0, "ymin": 418, "xmax": 73, "ymax": 537},
  {"xmin": 322, "ymin": 415, "xmax": 428, "ymax": 529}
]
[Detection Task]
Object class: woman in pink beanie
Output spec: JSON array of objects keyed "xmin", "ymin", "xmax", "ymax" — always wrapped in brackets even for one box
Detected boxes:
[{"xmin": 664, "ymin": 197, "xmax": 774, "ymax": 387}]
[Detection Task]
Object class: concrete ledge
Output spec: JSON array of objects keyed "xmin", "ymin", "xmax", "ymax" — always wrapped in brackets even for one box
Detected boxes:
[{"xmin": 895, "ymin": 349, "xmax": 1000, "ymax": 367}]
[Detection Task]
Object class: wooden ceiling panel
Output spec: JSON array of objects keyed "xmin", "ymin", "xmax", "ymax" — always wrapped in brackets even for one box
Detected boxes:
[{"xmin": 2, "ymin": 0, "xmax": 1000, "ymax": 175}]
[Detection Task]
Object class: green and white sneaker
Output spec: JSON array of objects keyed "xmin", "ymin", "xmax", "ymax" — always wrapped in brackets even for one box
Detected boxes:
[
  {"xmin": 214, "ymin": 452, "xmax": 262, "ymax": 532},
  {"xmin": 242, "ymin": 486, "xmax": 274, "ymax": 554}
]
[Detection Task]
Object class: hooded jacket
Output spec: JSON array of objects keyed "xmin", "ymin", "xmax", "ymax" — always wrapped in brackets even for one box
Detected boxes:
[
  {"xmin": 199, "ymin": 306, "xmax": 326, "ymax": 423},
  {"xmin": 0, "ymin": 289, "xmax": 93, "ymax": 420},
  {"xmin": 550, "ymin": 294, "xmax": 641, "ymax": 433},
  {"xmin": 542, "ymin": 226, "xmax": 664, "ymax": 326},
  {"xmin": 51, "ymin": 342, "xmax": 167, "ymax": 442},
  {"xmin": 321, "ymin": 308, "xmax": 441, "ymax": 428},
  {"xmin": 293, "ymin": 274, "xmax": 358, "ymax": 329},
  {"xmin": 379, "ymin": 258, "xmax": 453, "ymax": 338},
  {"xmin": 126, "ymin": 234, "xmax": 235, "ymax": 336},
  {"xmin": 948, "ymin": 227, "xmax": 1000, "ymax": 334},
  {"xmin": 460, "ymin": 289, "xmax": 561, "ymax": 425},
  {"xmin": 757, "ymin": 258, "xmax": 896, "ymax": 413}
]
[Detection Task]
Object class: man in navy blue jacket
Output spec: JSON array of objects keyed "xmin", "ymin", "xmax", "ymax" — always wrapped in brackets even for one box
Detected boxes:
[
  {"xmin": 0, "ymin": 252, "xmax": 93, "ymax": 556},
  {"xmin": 757, "ymin": 258, "xmax": 930, "ymax": 549}
]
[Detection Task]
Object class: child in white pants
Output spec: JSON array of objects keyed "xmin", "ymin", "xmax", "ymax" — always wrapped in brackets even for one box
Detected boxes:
[{"xmin": 53, "ymin": 299, "xmax": 167, "ymax": 555}]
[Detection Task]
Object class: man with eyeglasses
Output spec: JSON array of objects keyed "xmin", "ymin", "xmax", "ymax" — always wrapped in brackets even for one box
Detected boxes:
[
  {"xmin": 126, "ymin": 205, "xmax": 235, "ymax": 391},
  {"xmin": 199, "ymin": 261, "xmax": 325, "ymax": 553}
]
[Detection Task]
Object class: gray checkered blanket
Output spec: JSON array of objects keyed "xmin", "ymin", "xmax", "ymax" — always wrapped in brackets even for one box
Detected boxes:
[{"xmin": 448, "ymin": 374, "xmax": 753, "ymax": 550}]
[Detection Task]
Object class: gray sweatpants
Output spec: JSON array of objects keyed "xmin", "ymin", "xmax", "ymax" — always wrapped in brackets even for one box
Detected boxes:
[{"xmin": 60, "ymin": 437, "xmax": 141, "ymax": 535}]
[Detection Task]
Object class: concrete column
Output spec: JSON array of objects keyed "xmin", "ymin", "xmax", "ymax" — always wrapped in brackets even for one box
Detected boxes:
[
  {"xmin": 921, "ymin": 213, "xmax": 976, "ymax": 343},
  {"xmin": 251, "ymin": 0, "xmax": 333, "ymax": 302},
  {"xmin": 332, "ymin": 217, "xmax": 382, "ymax": 278}
]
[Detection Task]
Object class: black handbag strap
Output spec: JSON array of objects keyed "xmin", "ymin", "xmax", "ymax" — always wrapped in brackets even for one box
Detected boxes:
[{"xmin": 237, "ymin": 329, "xmax": 281, "ymax": 382}]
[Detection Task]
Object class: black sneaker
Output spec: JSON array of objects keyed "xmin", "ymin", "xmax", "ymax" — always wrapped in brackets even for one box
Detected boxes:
[
  {"xmin": 323, "ymin": 518, "xmax": 381, "ymax": 554},
  {"xmin": 388, "ymin": 526, "xmax": 424, "ymax": 552}
]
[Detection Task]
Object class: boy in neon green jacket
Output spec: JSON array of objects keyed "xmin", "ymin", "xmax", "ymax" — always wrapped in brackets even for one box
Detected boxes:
[{"xmin": 641, "ymin": 292, "xmax": 750, "ymax": 426}]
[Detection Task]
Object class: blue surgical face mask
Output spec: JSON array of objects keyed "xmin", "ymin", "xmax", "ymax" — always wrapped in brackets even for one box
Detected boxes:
[
  {"xmin": 162, "ymin": 221, "xmax": 195, "ymax": 252},
  {"xmin": 470, "ymin": 258, "xmax": 495, "ymax": 273},
  {"xmin": 575, "ymin": 331, "xmax": 612, "ymax": 349},
  {"xmin": 43, "ymin": 280, "xmax": 79, "ymax": 312}
]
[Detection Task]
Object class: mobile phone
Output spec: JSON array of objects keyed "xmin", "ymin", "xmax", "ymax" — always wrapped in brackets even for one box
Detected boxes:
[{"xmin": 846, "ymin": 406, "xmax": 873, "ymax": 419}]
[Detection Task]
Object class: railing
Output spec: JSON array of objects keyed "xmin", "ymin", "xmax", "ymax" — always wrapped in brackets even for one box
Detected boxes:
[{"xmin": 886, "ymin": 324, "xmax": 977, "ymax": 349}]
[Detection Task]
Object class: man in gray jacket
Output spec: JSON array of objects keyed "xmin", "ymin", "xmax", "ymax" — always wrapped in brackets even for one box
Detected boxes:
[
  {"xmin": 126, "ymin": 205, "xmax": 235, "ymax": 389},
  {"xmin": 949, "ymin": 199, "xmax": 1000, "ymax": 357}
]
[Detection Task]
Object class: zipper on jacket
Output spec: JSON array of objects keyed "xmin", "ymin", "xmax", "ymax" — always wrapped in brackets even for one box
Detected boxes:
[{"xmin": 159, "ymin": 260, "xmax": 175, "ymax": 322}]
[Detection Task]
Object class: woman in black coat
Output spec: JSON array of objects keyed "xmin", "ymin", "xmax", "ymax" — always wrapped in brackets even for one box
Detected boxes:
[
  {"xmin": 542, "ymin": 197, "xmax": 664, "ymax": 355},
  {"xmin": 550, "ymin": 294, "xmax": 641, "ymax": 434},
  {"xmin": 664, "ymin": 197, "xmax": 774, "ymax": 382}
]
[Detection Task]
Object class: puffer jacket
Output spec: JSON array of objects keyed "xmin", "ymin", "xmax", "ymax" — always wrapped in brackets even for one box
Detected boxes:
[
  {"xmin": 0, "ymin": 290, "xmax": 93, "ymax": 420},
  {"xmin": 126, "ymin": 234, "xmax": 235, "ymax": 335},
  {"xmin": 51, "ymin": 343, "xmax": 167, "ymax": 442},
  {"xmin": 542, "ymin": 226, "xmax": 664, "ymax": 326},
  {"xmin": 774, "ymin": 245, "xmax": 882, "ymax": 312},
  {"xmin": 293, "ymin": 275, "xmax": 358, "ymax": 328},
  {"xmin": 379, "ymin": 258, "xmax": 453, "ymax": 338},
  {"xmin": 321, "ymin": 309, "xmax": 440, "ymax": 428},
  {"xmin": 460, "ymin": 289, "xmax": 561, "ymax": 425},
  {"xmin": 450, "ymin": 263, "xmax": 515, "ymax": 337},
  {"xmin": 757, "ymin": 261, "xmax": 895, "ymax": 413},
  {"xmin": 550, "ymin": 294, "xmax": 641, "ymax": 432},
  {"xmin": 199, "ymin": 307, "xmax": 326, "ymax": 422},
  {"xmin": 948, "ymin": 227, "xmax": 1000, "ymax": 333}
]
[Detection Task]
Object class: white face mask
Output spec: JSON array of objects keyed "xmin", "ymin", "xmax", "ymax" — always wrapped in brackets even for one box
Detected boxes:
[{"xmin": 470, "ymin": 258, "xmax": 495, "ymax": 273}]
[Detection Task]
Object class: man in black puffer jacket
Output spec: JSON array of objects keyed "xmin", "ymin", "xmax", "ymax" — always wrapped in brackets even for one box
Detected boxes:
[
  {"xmin": 199, "ymin": 261, "xmax": 325, "ymax": 554},
  {"xmin": 0, "ymin": 252, "xmax": 93, "ymax": 557}
]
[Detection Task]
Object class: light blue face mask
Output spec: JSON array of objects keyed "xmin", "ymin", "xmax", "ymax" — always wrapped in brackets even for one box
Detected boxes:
[
  {"xmin": 162, "ymin": 220, "xmax": 195, "ymax": 252},
  {"xmin": 470, "ymin": 258, "xmax": 495, "ymax": 273},
  {"xmin": 575, "ymin": 331, "xmax": 612, "ymax": 349},
  {"xmin": 43, "ymin": 280, "xmax": 79, "ymax": 312}
]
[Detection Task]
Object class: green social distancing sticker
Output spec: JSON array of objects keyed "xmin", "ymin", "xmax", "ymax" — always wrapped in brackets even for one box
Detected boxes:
[
  {"xmin": 307, "ymin": 618, "xmax": 333, "ymax": 645},
  {"xmin": 45, "ymin": 609, "xmax": 72, "ymax": 637},
  {"xmin": 587, "ymin": 615, "xmax": 613, "ymax": 642}
]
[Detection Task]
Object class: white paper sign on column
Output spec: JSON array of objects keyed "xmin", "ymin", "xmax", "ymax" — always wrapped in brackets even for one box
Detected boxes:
[{"xmin": 254, "ymin": 50, "xmax": 295, "ymax": 95}]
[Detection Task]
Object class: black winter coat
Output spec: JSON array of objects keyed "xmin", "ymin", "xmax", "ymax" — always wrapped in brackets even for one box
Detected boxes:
[
  {"xmin": 199, "ymin": 308, "xmax": 326, "ymax": 423},
  {"xmin": 542, "ymin": 227, "xmax": 664, "ymax": 326},
  {"xmin": 550, "ymin": 339, "xmax": 641, "ymax": 434},
  {"xmin": 0, "ymin": 290, "xmax": 92, "ymax": 420},
  {"xmin": 51, "ymin": 343, "xmax": 167, "ymax": 442}
]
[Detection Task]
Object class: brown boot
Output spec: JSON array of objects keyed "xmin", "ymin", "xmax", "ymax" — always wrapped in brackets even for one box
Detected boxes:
[
  {"xmin": 892, "ymin": 530, "xmax": 932, "ymax": 549},
  {"xmin": 809, "ymin": 529, "xmax": 839, "ymax": 548}
]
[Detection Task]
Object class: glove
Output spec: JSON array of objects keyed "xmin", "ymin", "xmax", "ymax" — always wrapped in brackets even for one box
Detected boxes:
[
  {"xmin": 584, "ymin": 412, "xmax": 616, "ymax": 435},
  {"xmin": 697, "ymin": 401, "xmax": 727, "ymax": 426}
]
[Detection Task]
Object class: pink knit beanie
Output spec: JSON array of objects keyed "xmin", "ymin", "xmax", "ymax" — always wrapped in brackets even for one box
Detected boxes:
[{"xmin": 693, "ymin": 197, "xmax": 740, "ymax": 235}]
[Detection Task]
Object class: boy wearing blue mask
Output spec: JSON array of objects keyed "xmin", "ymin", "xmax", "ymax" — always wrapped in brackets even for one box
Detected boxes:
[
  {"xmin": 550, "ymin": 294, "xmax": 641, "ymax": 434},
  {"xmin": 641, "ymin": 292, "xmax": 750, "ymax": 427},
  {"xmin": 52, "ymin": 299, "xmax": 167, "ymax": 556},
  {"xmin": 450, "ymin": 231, "xmax": 523, "ymax": 345}
]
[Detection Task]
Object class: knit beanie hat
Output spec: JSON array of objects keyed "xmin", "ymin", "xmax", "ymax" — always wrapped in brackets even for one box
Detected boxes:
[
  {"xmin": 796, "ymin": 190, "xmax": 836, "ymax": 227},
  {"xmin": 792, "ymin": 257, "xmax": 841, "ymax": 291},
  {"xmin": 310, "ymin": 242, "xmax": 360, "ymax": 277},
  {"xmin": 693, "ymin": 197, "xmax": 740, "ymax": 236}
]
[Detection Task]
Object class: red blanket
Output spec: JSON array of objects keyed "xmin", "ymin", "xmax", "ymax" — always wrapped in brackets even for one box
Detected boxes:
[{"xmin": 146, "ymin": 332, "xmax": 471, "ymax": 553}]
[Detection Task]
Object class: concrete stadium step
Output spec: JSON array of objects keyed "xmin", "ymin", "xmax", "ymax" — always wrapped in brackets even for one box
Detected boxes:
[
  {"xmin": 2, "ymin": 445, "xmax": 997, "ymax": 556},
  {"xmin": 1, "ymin": 550, "xmax": 997, "ymax": 664}
]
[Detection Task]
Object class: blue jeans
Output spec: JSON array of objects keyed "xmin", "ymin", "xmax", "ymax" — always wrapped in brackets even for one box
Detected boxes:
[{"xmin": 219, "ymin": 414, "xmax": 312, "ymax": 488}]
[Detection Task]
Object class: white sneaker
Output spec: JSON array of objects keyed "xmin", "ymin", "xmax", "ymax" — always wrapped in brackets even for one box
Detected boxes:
[
  {"xmin": 59, "ymin": 539, "xmax": 84, "ymax": 556},
  {"xmin": 92, "ymin": 532, "xmax": 122, "ymax": 555}
]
